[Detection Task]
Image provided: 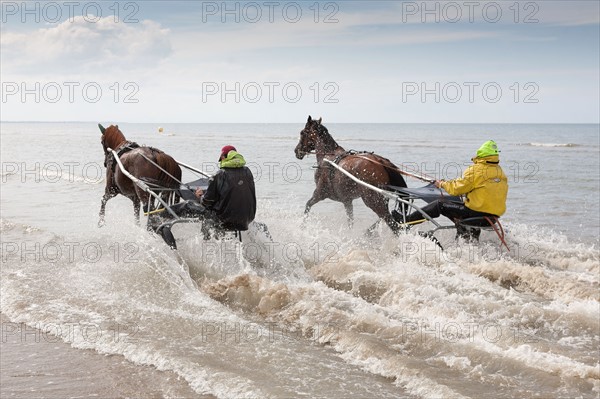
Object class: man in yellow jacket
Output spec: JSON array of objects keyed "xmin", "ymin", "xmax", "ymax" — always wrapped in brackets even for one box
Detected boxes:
[{"xmin": 400, "ymin": 140, "xmax": 508, "ymax": 240}]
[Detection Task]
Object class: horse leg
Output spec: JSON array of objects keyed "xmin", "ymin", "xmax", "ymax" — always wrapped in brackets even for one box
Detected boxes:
[
  {"xmin": 344, "ymin": 201, "xmax": 354, "ymax": 228},
  {"xmin": 133, "ymin": 198, "xmax": 141, "ymax": 225},
  {"xmin": 98, "ymin": 191, "xmax": 117, "ymax": 227},
  {"xmin": 382, "ymin": 212, "xmax": 401, "ymax": 235},
  {"xmin": 134, "ymin": 186, "xmax": 153, "ymax": 228},
  {"xmin": 362, "ymin": 194, "xmax": 401, "ymax": 235},
  {"xmin": 304, "ymin": 188, "xmax": 327, "ymax": 215},
  {"xmin": 366, "ymin": 219, "xmax": 381, "ymax": 236}
]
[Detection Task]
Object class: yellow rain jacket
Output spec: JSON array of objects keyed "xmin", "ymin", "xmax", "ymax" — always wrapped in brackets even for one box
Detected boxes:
[{"xmin": 440, "ymin": 155, "xmax": 508, "ymax": 216}]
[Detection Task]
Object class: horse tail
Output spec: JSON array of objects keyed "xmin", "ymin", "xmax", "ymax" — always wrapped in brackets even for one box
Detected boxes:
[
  {"xmin": 156, "ymin": 153, "xmax": 182, "ymax": 188},
  {"xmin": 153, "ymin": 151, "xmax": 182, "ymax": 204},
  {"xmin": 376, "ymin": 156, "xmax": 407, "ymax": 188},
  {"xmin": 374, "ymin": 155, "xmax": 409, "ymax": 217},
  {"xmin": 154, "ymin": 151, "xmax": 182, "ymax": 188}
]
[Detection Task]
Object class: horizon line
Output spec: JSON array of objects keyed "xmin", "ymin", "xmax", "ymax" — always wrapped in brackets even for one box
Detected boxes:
[{"xmin": 1, "ymin": 121, "xmax": 599, "ymax": 125}]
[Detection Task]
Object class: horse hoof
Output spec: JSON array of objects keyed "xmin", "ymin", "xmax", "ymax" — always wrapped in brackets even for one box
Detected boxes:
[
  {"xmin": 98, "ymin": 220, "xmax": 105, "ymax": 228},
  {"xmin": 300, "ymin": 216, "xmax": 308, "ymax": 228},
  {"xmin": 364, "ymin": 229, "xmax": 378, "ymax": 239}
]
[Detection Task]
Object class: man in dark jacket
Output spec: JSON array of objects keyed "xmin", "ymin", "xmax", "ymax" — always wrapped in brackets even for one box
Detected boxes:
[
  {"xmin": 155, "ymin": 145, "xmax": 256, "ymax": 247},
  {"xmin": 195, "ymin": 145, "xmax": 256, "ymax": 231}
]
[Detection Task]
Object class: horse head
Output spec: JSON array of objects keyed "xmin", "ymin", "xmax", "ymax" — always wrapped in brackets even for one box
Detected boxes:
[
  {"xmin": 295, "ymin": 115, "xmax": 323, "ymax": 159},
  {"xmin": 98, "ymin": 123, "xmax": 125, "ymax": 167}
]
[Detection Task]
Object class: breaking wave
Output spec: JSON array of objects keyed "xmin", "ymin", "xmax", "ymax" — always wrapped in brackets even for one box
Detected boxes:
[{"xmin": 522, "ymin": 142, "xmax": 580, "ymax": 148}]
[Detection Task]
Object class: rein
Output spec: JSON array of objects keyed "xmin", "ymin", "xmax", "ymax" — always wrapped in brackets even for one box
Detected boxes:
[
  {"xmin": 350, "ymin": 154, "xmax": 435, "ymax": 183},
  {"xmin": 121, "ymin": 145, "xmax": 193, "ymax": 190},
  {"xmin": 310, "ymin": 150, "xmax": 436, "ymax": 184},
  {"xmin": 136, "ymin": 150, "xmax": 184, "ymax": 188},
  {"xmin": 304, "ymin": 149, "xmax": 436, "ymax": 184},
  {"xmin": 106, "ymin": 142, "xmax": 187, "ymax": 190}
]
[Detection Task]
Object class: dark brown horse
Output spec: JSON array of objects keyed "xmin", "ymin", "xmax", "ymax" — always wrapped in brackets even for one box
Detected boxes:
[
  {"xmin": 294, "ymin": 116, "xmax": 407, "ymax": 233},
  {"xmin": 98, "ymin": 124, "xmax": 182, "ymax": 227}
]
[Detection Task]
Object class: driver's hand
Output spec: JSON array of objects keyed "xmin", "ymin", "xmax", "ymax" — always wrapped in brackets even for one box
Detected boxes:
[
  {"xmin": 194, "ymin": 188, "xmax": 204, "ymax": 199},
  {"xmin": 434, "ymin": 180, "xmax": 444, "ymax": 188}
]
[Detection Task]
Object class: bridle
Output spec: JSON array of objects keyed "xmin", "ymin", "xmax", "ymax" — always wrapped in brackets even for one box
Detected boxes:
[
  {"xmin": 101, "ymin": 137, "xmax": 110, "ymax": 167},
  {"xmin": 297, "ymin": 124, "xmax": 336, "ymax": 157},
  {"xmin": 297, "ymin": 127, "xmax": 315, "ymax": 155}
]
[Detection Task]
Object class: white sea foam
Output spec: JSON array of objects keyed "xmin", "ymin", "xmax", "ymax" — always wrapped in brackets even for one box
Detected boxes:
[
  {"xmin": 2, "ymin": 122, "xmax": 599, "ymax": 398},
  {"xmin": 522, "ymin": 142, "xmax": 580, "ymax": 147}
]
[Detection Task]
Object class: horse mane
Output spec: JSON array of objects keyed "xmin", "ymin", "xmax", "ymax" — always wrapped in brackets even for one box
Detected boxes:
[
  {"xmin": 318, "ymin": 120, "xmax": 406, "ymax": 188},
  {"xmin": 316, "ymin": 122, "xmax": 342, "ymax": 151},
  {"xmin": 103, "ymin": 125, "xmax": 127, "ymax": 149}
]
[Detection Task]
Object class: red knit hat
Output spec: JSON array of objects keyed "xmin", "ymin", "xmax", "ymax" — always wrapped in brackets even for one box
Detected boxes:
[{"xmin": 219, "ymin": 145, "xmax": 236, "ymax": 160}]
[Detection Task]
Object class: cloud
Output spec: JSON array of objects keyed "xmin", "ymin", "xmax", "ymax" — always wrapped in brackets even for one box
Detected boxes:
[
  {"xmin": 1, "ymin": 16, "xmax": 172, "ymax": 76},
  {"xmin": 1, "ymin": 2, "xmax": 597, "ymax": 123},
  {"xmin": 170, "ymin": 20, "xmax": 497, "ymax": 60}
]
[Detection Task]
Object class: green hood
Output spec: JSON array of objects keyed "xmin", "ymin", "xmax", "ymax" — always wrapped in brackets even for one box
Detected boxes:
[
  {"xmin": 219, "ymin": 151, "xmax": 246, "ymax": 168},
  {"xmin": 476, "ymin": 140, "xmax": 500, "ymax": 158}
]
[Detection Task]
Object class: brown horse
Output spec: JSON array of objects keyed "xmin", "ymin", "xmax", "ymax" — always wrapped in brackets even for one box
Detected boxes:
[
  {"xmin": 294, "ymin": 116, "xmax": 407, "ymax": 233},
  {"xmin": 98, "ymin": 124, "xmax": 182, "ymax": 227}
]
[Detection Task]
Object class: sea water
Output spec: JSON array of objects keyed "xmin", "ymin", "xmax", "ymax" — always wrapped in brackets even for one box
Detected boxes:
[{"xmin": 1, "ymin": 122, "xmax": 598, "ymax": 398}]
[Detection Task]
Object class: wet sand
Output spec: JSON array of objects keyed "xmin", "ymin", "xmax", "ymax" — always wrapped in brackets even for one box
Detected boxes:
[{"xmin": 0, "ymin": 314, "xmax": 213, "ymax": 398}]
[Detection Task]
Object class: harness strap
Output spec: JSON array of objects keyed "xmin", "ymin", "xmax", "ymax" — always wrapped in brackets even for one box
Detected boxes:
[
  {"xmin": 331, "ymin": 150, "xmax": 373, "ymax": 164},
  {"xmin": 326, "ymin": 150, "xmax": 374, "ymax": 182},
  {"xmin": 118, "ymin": 141, "xmax": 140, "ymax": 156},
  {"xmin": 109, "ymin": 143, "xmax": 183, "ymax": 190},
  {"xmin": 106, "ymin": 141, "xmax": 140, "ymax": 172}
]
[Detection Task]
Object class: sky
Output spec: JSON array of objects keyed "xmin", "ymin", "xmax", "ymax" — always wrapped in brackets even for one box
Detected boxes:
[{"xmin": 0, "ymin": 0, "xmax": 599, "ymax": 123}]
